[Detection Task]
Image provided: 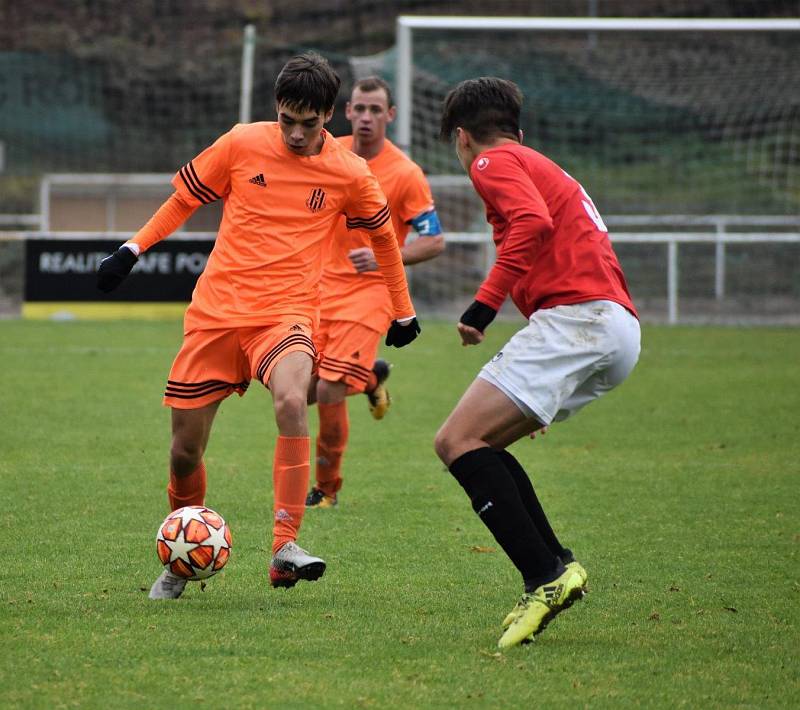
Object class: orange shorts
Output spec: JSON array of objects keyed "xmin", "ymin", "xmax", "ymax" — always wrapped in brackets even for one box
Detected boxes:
[
  {"xmin": 314, "ymin": 319, "xmax": 381, "ymax": 394},
  {"xmin": 164, "ymin": 320, "xmax": 317, "ymax": 409}
]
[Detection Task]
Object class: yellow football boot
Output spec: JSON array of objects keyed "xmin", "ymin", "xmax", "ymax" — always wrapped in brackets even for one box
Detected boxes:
[
  {"xmin": 501, "ymin": 560, "xmax": 588, "ymax": 629},
  {"xmin": 366, "ymin": 359, "xmax": 392, "ymax": 420},
  {"xmin": 498, "ymin": 566, "xmax": 585, "ymax": 649},
  {"xmin": 305, "ymin": 487, "xmax": 338, "ymax": 509}
]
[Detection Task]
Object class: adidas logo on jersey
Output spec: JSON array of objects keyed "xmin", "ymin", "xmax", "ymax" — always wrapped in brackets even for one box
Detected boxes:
[
  {"xmin": 249, "ymin": 173, "xmax": 266, "ymax": 187},
  {"xmin": 289, "ymin": 324, "xmax": 303, "ymax": 332}
]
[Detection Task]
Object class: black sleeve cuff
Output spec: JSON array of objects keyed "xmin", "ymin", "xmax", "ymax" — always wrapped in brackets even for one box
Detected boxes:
[{"xmin": 459, "ymin": 300, "xmax": 497, "ymax": 333}]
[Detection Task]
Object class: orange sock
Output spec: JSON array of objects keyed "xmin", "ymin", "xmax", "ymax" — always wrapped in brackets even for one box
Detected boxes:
[
  {"xmin": 167, "ymin": 461, "xmax": 206, "ymax": 511},
  {"xmin": 316, "ymin": 401, "xmax": 349, "ymax": 496},
  {"xmin": 272, "ymin": 436, "xmax": 310, "ymax": 553}
]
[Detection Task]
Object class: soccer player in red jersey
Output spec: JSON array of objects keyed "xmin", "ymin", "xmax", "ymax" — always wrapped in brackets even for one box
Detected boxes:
[
  {"xmin": 434, "ymin": 78, "xmax": 641, "ymax": 648},
  {"xmin": 96, "ymin": 53, "xmax": 420, "ymax": 599},
  {"xmin": 305, "ymin": 76, "xmax": 445, "ymax": 509}
]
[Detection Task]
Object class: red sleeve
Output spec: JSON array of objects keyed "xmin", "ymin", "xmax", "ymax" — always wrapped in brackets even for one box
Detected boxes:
[{"xmin": 470, "ymin": 151, "xmax": 553, "ymax": 310}]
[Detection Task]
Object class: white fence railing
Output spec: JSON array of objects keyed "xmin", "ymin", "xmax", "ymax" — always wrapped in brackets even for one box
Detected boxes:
[
  {"xmin": 435, "ymin": 225, "xmax": 800, "ymax": 324},
  {"xmin": 3, "ymin": 215, "xmax": 799, "ymax": 325},
  {"xmin": 0, "ymin": 214, "xmax": 42, "ymax": 228}
]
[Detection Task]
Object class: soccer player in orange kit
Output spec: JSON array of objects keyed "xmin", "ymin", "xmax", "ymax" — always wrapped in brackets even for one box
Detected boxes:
[
  {"xmin": 305, "ymin": 76, "xmax": 445, "ymax": 509},
  {"xmin": 96, "ymin": 53, "xmax": 420, "ymax": 599}
]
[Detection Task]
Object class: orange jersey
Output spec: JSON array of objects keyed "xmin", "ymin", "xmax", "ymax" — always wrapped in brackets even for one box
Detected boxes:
[
  {"xmin": 166, "ymin": 122, "xmax": 411, "ymax": 331},
  {"xmin": 319, "ymin": 137, "xmax": 434, "ymax": 329}
]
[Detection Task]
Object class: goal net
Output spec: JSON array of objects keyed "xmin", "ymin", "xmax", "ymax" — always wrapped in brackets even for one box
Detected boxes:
[{"xmin": 383, "ymin": 17, "xmax": 800, "ymax": 322}]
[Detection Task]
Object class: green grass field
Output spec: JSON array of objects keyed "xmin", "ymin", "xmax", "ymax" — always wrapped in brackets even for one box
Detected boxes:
[{"xmin": 1, "ymin": 320, "xmax": 798, "ymax": 709}]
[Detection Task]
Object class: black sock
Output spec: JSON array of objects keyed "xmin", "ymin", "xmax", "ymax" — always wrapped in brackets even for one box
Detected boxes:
[
  {"xmin": 495, "ymin": 449, "xmax": 572, "ymax": 563},
  {"xmin": 449, "ymin": 447, "xmax": 561, "ymax": 585}
]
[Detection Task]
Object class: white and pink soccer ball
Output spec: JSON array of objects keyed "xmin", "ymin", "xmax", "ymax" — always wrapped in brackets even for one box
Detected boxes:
[{"xmin": 156, "ymin": 506, "xmax": 232, "ymax": 580}]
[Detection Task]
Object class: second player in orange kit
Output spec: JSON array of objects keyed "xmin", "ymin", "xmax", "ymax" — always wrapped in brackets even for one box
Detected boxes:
[{"xmin": 306, "ymin": 76, "xmax": 445, "ymax": 509}]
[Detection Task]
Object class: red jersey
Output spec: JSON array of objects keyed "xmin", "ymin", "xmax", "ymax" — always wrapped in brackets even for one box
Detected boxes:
[{"xmin": 469, "ymin": 143, "xmax": 637, "ymax": 319}]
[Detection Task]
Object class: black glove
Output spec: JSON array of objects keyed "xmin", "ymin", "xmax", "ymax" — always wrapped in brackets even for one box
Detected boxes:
[
  {"xmin": 97, "ymin": 246, "xmax": 138, "ymax": 292},
  {"xmin": 459, "ymin": 300, "xmax": 497, "ymax": 333},
  {"xmin": 385, "ymin": 317, "xmax": 421, "ymax": 348}
]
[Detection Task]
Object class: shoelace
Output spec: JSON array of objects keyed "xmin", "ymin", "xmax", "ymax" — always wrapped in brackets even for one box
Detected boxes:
[
  {"xmin": 279, "ymin": 541, "xmax": 308, "ymax": 556},
  {"xmin": 515, "ymin": 591, "xmax": 553, "ymax": 615},
  {"xmin": 510, "ymin": 594, "xmax": 533, "ymax": 616}
]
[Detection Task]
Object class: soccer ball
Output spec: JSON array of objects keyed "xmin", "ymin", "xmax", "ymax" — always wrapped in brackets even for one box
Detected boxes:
[{"xmin": 156, "ymin": 506, "xmax": 232, "ymax": 580}]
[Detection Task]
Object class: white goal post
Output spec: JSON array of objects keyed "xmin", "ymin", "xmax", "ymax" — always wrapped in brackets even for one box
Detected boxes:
[{"xmin": 396, "ymin": 16, "xmax": 800, "ymax": 154}]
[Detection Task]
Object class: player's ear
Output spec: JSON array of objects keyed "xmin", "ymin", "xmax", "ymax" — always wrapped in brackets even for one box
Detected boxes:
[
  {"xmin": 518, "ymin": 129, "xmax": 524, "ymax": 143},
  {"xmin": 386, "ymin": 105, "xmax": 397, "ymax": 123},
  {"xmin": 345, "ymin": 101, "xmax": 353, "ymax": 120}
]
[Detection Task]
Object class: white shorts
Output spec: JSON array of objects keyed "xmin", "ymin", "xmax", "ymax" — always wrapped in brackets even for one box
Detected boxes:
[{"xmin": 478, "ymin": 300, "xmax": 641, "ymax": 425}]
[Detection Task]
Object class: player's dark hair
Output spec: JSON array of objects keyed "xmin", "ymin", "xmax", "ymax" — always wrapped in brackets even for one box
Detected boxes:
[
  {"xmin": 275, "ymin": 51, "xmax": 341, "ymax": 114},
  {"xmin": 352, "ymin": 76, "xmax": 395, "ymax": 107},
  {"xmin": 439, "ymin": 77, "xmax": 522, "ymax": 143}
]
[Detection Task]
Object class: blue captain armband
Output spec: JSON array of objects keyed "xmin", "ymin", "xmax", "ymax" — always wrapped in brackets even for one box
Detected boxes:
[{"xmin": 409, "ymin": 209, "xmax": 442, "ymax": 237}]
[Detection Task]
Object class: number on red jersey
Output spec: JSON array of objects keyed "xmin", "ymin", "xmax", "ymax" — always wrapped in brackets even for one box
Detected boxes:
[{"xmin": 579, "ymin": 186, "xmax": 608, "ymax": 233}]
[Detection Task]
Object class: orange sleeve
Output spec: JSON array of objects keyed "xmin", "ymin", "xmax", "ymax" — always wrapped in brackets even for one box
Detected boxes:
[
  {"xmin": 132, "ymin": 128, "xmax": 234, "ymax": 252},
  {"xmin": 130, "ymin": 192, "xmax": 198, "ymax": 253},
  {"xmin": 398, "ymin": 165, "xmax": 435, "ymax": 224},
  {"xmin": 371, "ymin": 222, "xmax": 415, "ymax": 319},
  {"xmin": 345, "ymin": 171, "xmax": 415, "ymax": 319},
  {"xmin": 171, "ymin": 129, "xmax": 233, "ymax": 207}
]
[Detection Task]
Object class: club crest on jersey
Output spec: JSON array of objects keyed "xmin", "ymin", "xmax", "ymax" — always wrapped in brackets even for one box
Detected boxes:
[
  {"xmin": 306, "ymin": 187, "xmax": 326, "ymax": 212},
  {"xmin": 476, "ymin": 157, "xmax": 490, "ymax": 171}
]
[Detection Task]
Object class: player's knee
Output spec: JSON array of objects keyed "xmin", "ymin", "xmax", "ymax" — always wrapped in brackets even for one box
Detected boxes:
[
  {"xmin": 434, "ymin": 427, "xmax": 454, "ymax": 465},
  {"xmin": 317, "ymin": 378, "xmax": 346, "ymax": 405},
  {"xmin": 170, "ymin": 439, "xmax": 204, "ymax": 476},
  {"xmin": 273, "ymin": 390, "xmax": 307, "ymax": 430}
]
